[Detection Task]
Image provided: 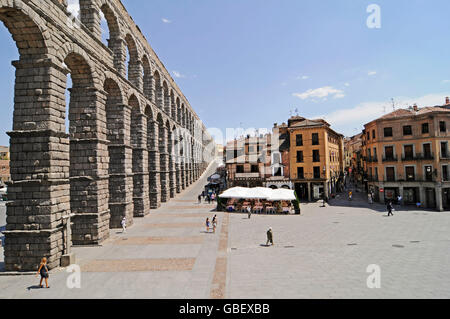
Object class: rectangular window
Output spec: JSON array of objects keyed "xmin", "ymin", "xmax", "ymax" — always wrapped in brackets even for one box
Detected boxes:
[
  {"xmin": 375, "ymin": 167, "xmax": 378, "ymax": 179},
  {"xmin": 274, "ymin": 167, "xmax": 282, "ymax": 177},
  {"xmin": 251, "ymin": 165, "xmax": 259, "ymax": 173},
  {"xmin": 404, "ymin": 145, "xmax": 414, "ymax": 160},
  {"xmin": 385, "ymin": 146, "xmax": 394, "ymax": 160},
  {"xmin": 313, "ymin": 167, "xmax": 321, "ymax": 179},
  {"xmin": 236, "ymin": 165, "xmax": 244, "ymax": 173},
  {"xmin": 373, "ymin": 147, "xmax": 377, "ymax": 159},
  {"xmin": 248, "ymin": 146, "xmax": 255, "ymax": 153},
  {"xmin": 296, "ymin": 134, "xmax": 303, "ymax": 147},
  {"xmin": 372, "ymin": 130, "xmax": 376, "ymax": 139},
  {"xmin": 367, "ymin": 132, "xmax": 370, "ymax": 140},
  {"xmin": 386, "ymin": 167, "xmax": 395, "ymax": 181},
  {"xmin": 297, "ymin": 167, "xmax": 304, "ymax": 179},
  {"xmin": 423, "ymin": 144, "xmax": 432, "ymax": 159},
  {"xmin": 440, "ymin": 121, "xmax": 447, "ymax": 133},
  {"xmin": 442, "ymin": 142, "xmax": 449, "ymax": 158},
  {"xmin": 405, "ymin": 166, "xmax": 415, "ymax": 181},
  {"xmin": 422, "ymin": 123, "xmax": 429, "ymax": 134},
  {"xmin": 425, "ymin": 166, "xmax": 433, "ymax": 182},
  {"xmin": 443, "ymin": 165, "xmax": 449, "ymax": 181},
  {"xmin": 384, "ymin": 127, "xmax": 393, "ymax": 137},
  {"xmin": 296, "ymin": 151, "xmax": 304, "ymax": 163},
  {"xmin": 312, "ymin": 133, "xmax": 319, "ymax": 145},
  {"xmin": 313, "ymin": 150, "xmax": 320, "ymax": 162},
  {"xmin": 403, "ymin": 125, "xmax": 412, "ymax": 136}
]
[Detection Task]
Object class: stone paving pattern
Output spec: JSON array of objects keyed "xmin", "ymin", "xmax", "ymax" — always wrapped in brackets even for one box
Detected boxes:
[{"xmin": 1, "ymin": 162, "xmax": 450, "ymax": 298}]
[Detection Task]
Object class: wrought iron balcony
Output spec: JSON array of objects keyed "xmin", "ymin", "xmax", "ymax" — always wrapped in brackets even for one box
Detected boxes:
[{"xmin": 382, "ymin": 156, "xmax": 398, "ymax": 163}]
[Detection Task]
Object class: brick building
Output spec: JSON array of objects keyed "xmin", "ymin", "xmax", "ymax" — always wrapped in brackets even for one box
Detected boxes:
[{"xmin": 362, "ymin": 102, "xmax": 450, "ymax": 211}]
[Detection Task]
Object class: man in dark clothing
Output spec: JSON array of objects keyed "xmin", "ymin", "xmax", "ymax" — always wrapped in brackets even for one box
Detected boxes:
[
  {"xmin": 198, "ymin": 195, "xmax": 202, "ymax": 204},
  {"xmin": 266, "ymin": 227, "xmax": 274, "ymax": 246},
  {"xmin": 387, "ymin": 201, "xmax": 394, "ymax": 217}
]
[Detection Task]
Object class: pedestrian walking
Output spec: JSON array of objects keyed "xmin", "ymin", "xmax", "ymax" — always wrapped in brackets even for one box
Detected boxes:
[
  {"xmin": 266, "ymin": 227, "xmax": 274, "ymax": 246},
  {"xmin": 36, "ymin": 257, "xmax": 50, "ymax": 288},
  {"xmin": 207, "ymin": 195, "xmax": 211, "ymax": 204},
  {"xmin": 348, "ymin": 191, "xmax": 353, "ymax": 201},
  {"xmin": 247, "ymin": 206, "xmax": 252, "ymax": 219},
  {"xmin": 205, "ymin": 218, "xmax": 211, "ymax": 232},
  {"xmin": 198, "ymin": 194, "xmax": 202, "ymax": 204},
  {"xmin": 121, "ymin": 216, "xmax": 127, "ymax": 233},
  {"xmin": 212, "ymin": 215, "xmax": 217, "ymax": 233},
  {"xmin": 368, "ymin": 193, "xmax": 373, "ymax": 204},
  {"xmin": 211, "ymin": 193, "xmax": 216, "ymax": 202},
  {"xmin": 387, "ymin": 201, "xmax": 394, "ymax": 217},
  {"xmin": 397, "ymin": 195, "xmax": 402, "ymax": 206}
]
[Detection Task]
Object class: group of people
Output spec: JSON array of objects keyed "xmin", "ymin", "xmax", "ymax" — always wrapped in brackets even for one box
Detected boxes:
[
  {"xmin": 205, "ymin": 215, "xmax": 218, "ymax": 233},
  {"xmin": 198, "ymin": 191, "xmax": 216, "ymax": 204}
]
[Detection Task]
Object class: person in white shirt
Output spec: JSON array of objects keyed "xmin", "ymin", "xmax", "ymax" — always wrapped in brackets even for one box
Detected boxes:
[{"xmin": 121, "ymin": 217, "xmax": 127, "ymax": 233}]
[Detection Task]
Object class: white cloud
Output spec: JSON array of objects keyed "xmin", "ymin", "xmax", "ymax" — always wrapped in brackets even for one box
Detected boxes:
[
  {"xmin": 442, "ymin": 80, "xmax": 450, "ymax": 83},
  {"xmin": 315, "ymin": 93, "xmax": 450, "ymax": 136},
  {"xmin": 368, "ymin": 71, "xmax": 377, "ymax": 76},
  {"xmin": 297, "ymin": 75, "xmax": 309, "ymax": 80},
  {"xmin": 344, "ymin": 82, "xmax": 350, "ymax": 87},
  {"xmin": 162, "ymin": 18, "xmax": 172, "ymax": 24},
  {"xmin": 293, "ymin": 86, "xmax": 345, "ymax": 101},
  {"xmin": 172, "ymin": 71, "xmax": 185, "ymax": 78}
]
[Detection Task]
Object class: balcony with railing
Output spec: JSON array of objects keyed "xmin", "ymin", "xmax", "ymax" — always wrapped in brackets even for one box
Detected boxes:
[{"xmin": 382, "ymin": 156, "xmax": 398, "ymax": 163}]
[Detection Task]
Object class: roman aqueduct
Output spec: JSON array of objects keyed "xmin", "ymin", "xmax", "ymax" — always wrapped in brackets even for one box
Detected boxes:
[{"xmin": 0, "ymin": 0, "xmax": 215, "ymax": 271}]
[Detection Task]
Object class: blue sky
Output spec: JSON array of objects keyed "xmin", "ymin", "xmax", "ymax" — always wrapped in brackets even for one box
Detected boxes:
[{"xmin": 1, "ymin": 0, "xmax": 450, "ymax": 146}]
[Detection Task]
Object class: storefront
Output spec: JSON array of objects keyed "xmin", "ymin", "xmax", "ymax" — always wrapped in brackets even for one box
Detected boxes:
[
  {"xmin": 403, "ymin": 187, "xmax": 419, "ymax": 205},
  {"xmin": 425, "ymin": 188, "xmax": 436, "ymax": 208},
  {"xmin": 443, "ymin": 188, "xmax": 450, "ymax": 210},
  {"xmin": 383, "ymin": 187, "xmax": 398, "ymax": 203}
]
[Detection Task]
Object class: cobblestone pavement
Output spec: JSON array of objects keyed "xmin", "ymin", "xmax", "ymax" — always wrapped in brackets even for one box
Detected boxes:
[{"xmin": 1, "ymin": 167, "xmax": 449, "ymax": 298}]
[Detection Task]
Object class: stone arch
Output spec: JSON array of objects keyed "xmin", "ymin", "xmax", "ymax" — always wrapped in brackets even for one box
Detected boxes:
[
  {"xmin": 104, "ymin": 78, "xmax": 133, "ymax": 229},
  {"xmin": 163, "ymin": 81, "xmax": 170, "ymax": 116},
  {"xmin": 181, "ymin": 103, "xmax": 186, "ymax": 128},
  {"xmin": 142, "ymin": 54, "xmax": 152, "ymax": 99},
  {"xmin": 125, "ymin": 34, "xmax": 142, "ymax": 89},
  {"xmin": 176, "ymin": 97, "xmax": 181, "ymax": 124},
  {"xmin": 129, "ymin": 94, "xmax": 148, "ymax": 217},
  {"xmin": 157, "ymin": 113, "xmax": 169, "ymax": 202},
  {"xmin": 167, "ymin": 120, "xmax": 176, "ymax": 198},
  {"xmin": 145, "ymin": 104, "xmax": 159, "ymax": 208},
  {"xmin": 170, "ymin": 90, "xmax": 176, "ymax": 121},
  {"xmin": 0, "ymin": 3, "xmax": 59, "ymax": 271},
  {"xmin": 153, "ymin": 70, "xmax": 163, "ymax": 108},
  {"xmin": 99, "ymin": 2, "xmax": 123, "ymax": 72},
  {"xmin": 0, "ymin": 5, "xmax": 48, "ymax": 59}
]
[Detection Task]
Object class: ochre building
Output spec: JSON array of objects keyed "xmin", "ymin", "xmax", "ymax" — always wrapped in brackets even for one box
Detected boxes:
[
  {"xmin": 362, "ymin": 102, "xmax": 450, "ymax": 211},
  {"xmin": 288, "ymin": 116, "xmax": 345, "ymax": 201}
]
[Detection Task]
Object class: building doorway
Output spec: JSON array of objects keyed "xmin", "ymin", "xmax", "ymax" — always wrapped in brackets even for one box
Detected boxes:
[
  {"xmin": 425, "ymin": 188, "xmax": 436, "ymax": 208},
  {"xmin": 295, "ymin": 183, "xmax": 308, "ymax": 201},
  {"xmin": 403, "ymin": 187, "xmax": 418, "ymax": 205}
]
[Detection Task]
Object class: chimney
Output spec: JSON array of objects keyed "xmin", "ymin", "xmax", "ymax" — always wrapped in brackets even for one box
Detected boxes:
[
  {"xmin": 446, "ymin": 97, "xmax": 450, "ymax": 105},
  {"xmin": 413, "ymin": 104, "xmax": 418, "ymax": 112}
]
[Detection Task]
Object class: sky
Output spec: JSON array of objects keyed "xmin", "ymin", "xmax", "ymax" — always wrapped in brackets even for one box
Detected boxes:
[{"xmin": 1, "ymin": 0, "xmax": 450, "ymax": 146}]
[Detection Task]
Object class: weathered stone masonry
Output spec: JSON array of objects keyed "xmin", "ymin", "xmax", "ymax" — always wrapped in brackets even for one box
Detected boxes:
[{"xmin": 1, "ymin": 0, "xmax": 214, "ymax": 271}]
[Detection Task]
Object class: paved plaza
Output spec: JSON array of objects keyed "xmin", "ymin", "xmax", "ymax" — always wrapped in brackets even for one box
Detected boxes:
[{"xmin": 0, "ymin": 162, "xmax": 449, "ymax": 299}]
